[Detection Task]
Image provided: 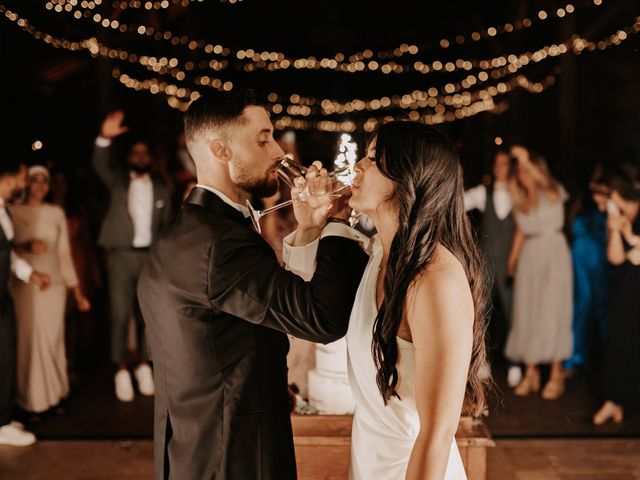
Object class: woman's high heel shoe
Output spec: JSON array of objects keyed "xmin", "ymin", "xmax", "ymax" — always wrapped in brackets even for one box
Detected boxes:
[
  {"xmin": 593, "ymin": 401, "xmax": 624, "ymax": 426},
  {"xmin": 541, "ymin": 374, "xmax": 565, "ymax": 400},
  {"xmin": 514, "ymin": 369, "xmax": 540, "ymax": 396}
]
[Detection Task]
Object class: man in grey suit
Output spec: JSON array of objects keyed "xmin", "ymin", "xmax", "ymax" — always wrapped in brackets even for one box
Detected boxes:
[{"xmin": 92, "ymin": 111, "xmax": 172, "ymax": 402}]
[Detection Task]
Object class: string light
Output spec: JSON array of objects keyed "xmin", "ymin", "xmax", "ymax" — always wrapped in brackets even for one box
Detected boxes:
[
  {"xmin": 334, "ymin": 134, "xmax": 358, "ymax": 178},
  {"xmin": 2, "ymin": 4, "xmax": 638, "ymax": 129},
  {"xmin": 107, "ymin": 0, "xmax": 242, "ymax": 8},
  {"xmin": 0, "ymin": 1, "xmax": 514, "ymax": 101},
  {"xmin": 40, "ymin": 0, "xmax": 606, "ymax": 76},
  {"xmin": 263, "ymin": 72, "xmax": 559, "ymax": 119},
  {"xmin": 111, "ymin": 66, "xmax": 551, "ymax": 132},
  {"xmin": 257, "ymin": 18, "xmax": 638, "ymax": 115},
  {"xmin": 0, "ymin": 5, "xmax": 230, "ymax": 89},
  {"xmin": 266, "ymin": 99, "xmax": 511, "ymax": 132},
  {"xmin": 46, "ymin": 0, "xmax": 240, "ymax": 10}
]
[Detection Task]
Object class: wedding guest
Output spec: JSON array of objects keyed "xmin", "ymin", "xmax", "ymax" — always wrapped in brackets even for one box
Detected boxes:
[
  {"xmin": 593, "ymin": 178, "xmax": 640, "ymax": 425},
  {"xmin": 464, "ymin": 150, "xmax": 518, "ymax": 384},
  {"xmin": 11, "ymin": 166, "xmax": 91, "ymax": 414},
  {"xmin": 0, "ymin": 160, "xmax": 50, "ymax": 447},
  {"xmin": 564, "ymin": 168, "xmax": 608, "ymax": 371},
  {"xmin": 505, "ymin": 146, "xmax": 573, "ymax": 400},
  {"xmin": 92, "ymin": 111, "xmax": 172, "ymax": 401}
]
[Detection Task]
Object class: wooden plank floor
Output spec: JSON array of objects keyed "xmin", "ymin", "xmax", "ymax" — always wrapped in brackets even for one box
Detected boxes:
[
  {"xmin": 490, "ymin": 439, "xmax": 640, "ymax": 480},
  {"xmin": 1, "ymin": 439, "xmax": 639, "ymax": 479}
]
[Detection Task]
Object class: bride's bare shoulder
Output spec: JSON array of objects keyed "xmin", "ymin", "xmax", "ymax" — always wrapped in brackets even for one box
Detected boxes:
[{"xmin": 406, "ymin": 244, "xmax": 474, "ymax": 329}]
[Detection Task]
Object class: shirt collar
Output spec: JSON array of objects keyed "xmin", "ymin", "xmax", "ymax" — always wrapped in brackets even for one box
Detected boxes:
[
  {"xmin": 129, "ymin": 172, "xmax": 151, "ymax": 181},
  {"xmin": 196, "ymin": 184, "xmax": 250, "ymax": 218}
]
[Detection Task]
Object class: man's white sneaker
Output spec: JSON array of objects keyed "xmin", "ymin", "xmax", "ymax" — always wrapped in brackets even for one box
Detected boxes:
[
  {"xmin": 0, "ymin": 423, "xmax": 36, "ymax": 447},
  {"xmin": 507, "ymin": 366, "xmax": 523, "ymax": 388},
  {"xmin": 9, "ymin": 420, "xmax": 25, "ymax": 430},
  {"xmin": 115, "ymin": 369, "xmax": 135, "ymax": 402},
  {"xmin": 134, "ymin": 364, "xmax": 155, "ymax": 396}
]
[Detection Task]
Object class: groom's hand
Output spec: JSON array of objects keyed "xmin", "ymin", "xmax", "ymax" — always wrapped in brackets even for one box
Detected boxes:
[{"xmin": 292, "ymin": 161, "xmax": 333, "ymax": 245}]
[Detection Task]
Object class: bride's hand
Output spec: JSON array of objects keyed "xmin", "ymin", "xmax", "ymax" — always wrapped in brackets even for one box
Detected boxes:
[{"xmin": 292, "ymin": 161, "xmax": 333, "ymax": 231}]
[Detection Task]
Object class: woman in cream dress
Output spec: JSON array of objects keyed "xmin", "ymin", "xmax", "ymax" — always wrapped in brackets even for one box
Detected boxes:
[
  {"xmin": 11, "ymin": 166, "xmax": 90, "ymax": 413},
  {"xmin": 285, "ymin": 122, "xmax": 489, "ymax": 479},
  {"xmin": 505, "ymin": 147, "xmax": 573, "ymax": 399}
]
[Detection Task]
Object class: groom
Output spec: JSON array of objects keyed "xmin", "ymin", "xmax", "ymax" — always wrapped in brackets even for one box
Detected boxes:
[{"xmin": 137, "ymin": 89, "xmax": 368, "ymax": 479}]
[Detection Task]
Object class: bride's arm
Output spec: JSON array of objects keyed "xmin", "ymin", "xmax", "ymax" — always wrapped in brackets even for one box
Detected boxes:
[{"xmin": 404, "ymin": 257, "xmax": 474, "ymax": 480}]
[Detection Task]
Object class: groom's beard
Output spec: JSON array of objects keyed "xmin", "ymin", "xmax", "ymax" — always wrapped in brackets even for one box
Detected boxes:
[
  {"xmin": 240, "ymin": 175, "xmax": 279, "ymax": 198},
  {"xmin": 236, "ymin": 163, "xmax": 280, "ymax": 198}
]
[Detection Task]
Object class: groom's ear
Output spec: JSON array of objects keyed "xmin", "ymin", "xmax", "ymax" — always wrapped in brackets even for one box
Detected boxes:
[{"xmin": 209, "ymin": 139, "xmax": 230, "ymax": 164}]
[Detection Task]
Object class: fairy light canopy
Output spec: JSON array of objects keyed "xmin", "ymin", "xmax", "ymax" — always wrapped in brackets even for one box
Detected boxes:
[{"xmin": 1, "ymin": 0, "xmax": 638, "ymax": 172}]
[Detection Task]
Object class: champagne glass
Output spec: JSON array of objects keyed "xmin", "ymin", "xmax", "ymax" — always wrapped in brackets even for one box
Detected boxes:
[{"xmin": 246, "ymin": 154, "xmax": 355, "ymax": 233}]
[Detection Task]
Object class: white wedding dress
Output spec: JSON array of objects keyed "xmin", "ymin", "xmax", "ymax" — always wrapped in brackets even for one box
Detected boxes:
[
  {"xmin": 346, "ymin": 236, "xmax": 466, "ymax": 479},
  {"xmin": 284, "ymin": 230, "xmax": 467, "ymax": 479}
]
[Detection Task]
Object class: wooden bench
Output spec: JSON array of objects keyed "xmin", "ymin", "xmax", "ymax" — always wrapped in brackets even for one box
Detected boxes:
[{"xmin": 292, "ymin": 415, "xmax": 494, "ymax": 480}]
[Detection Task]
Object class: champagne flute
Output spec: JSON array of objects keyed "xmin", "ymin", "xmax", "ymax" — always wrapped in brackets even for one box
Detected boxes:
[{"xmin": 246, "ymin": 154, "xmax": 355, "ymax": 233}]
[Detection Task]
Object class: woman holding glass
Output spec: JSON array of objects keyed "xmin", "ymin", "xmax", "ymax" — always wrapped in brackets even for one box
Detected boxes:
[
  {"xmin": 284, "ymin": 121, "xmax": 488, "ymax": 479},
  {"xmin": 10, "ymin": 166, "xmax": 91, "ymax": 414},
  {"xmin": 593, "ymin": 180, "xmax": 640, "ymax": 425}
]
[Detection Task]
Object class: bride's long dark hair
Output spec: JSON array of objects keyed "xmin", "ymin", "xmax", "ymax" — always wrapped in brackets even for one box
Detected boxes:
[{"xmin": 371, "ymin": 121, "xmax": 489, "ymax": 416}]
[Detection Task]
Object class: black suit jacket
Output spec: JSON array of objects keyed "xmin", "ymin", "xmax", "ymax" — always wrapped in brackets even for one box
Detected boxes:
[{"xmin": 137, "ymin": 187, "xmax": 368, "ymax": 480}]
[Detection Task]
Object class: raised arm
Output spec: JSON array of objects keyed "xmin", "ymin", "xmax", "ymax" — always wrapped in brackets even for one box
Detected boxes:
[
  {"xmin": 207, "ymin": 225, "xmax": 368, "ymax": 344},
  {"xmin": 463, "ymin": 185, "xmax": 487, "ymax": 213},
  {"xmin": 92, "ymin": 111, "xmax": 129, "ymax": 188},
  {"xmin": 405, "ymin": 253, "xmax": 474, "ymax": 479},
  {"xmin": 607, "ymin": 213, "xmax": 628, "ymax": 266},
  {"xmin": 511, "ymin": 145, "xmax": 559, "ymax": 199}
]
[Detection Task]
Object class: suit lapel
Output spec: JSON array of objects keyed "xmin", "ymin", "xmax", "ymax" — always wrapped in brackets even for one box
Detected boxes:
[{"xmin": 184, "ymin": 187, "xmax": 248, "ymax": 225}]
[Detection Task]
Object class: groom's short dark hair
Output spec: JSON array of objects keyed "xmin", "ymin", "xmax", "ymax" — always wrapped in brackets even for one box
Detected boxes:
[{"xmin": 184, "ymin": 89, "xmax": 263, "ymax": 143}]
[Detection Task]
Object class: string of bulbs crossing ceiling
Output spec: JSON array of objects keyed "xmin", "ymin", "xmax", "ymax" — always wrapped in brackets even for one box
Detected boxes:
[{"xmin": 2, "ymin": 0, "xmax": 638, "ymax": 132}]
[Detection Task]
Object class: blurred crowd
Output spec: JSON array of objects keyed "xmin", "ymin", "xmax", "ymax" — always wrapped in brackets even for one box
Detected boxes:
[
  {"xmin": 0, "ymin": 110, "xmax": 638, "ymax": 447},
  {"xmin": 465, "ymin": 146, "xmax": 640, "ymax": 426}
]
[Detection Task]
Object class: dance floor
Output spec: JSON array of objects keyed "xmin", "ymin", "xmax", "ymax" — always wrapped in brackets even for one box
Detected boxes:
[
  {"xmin": 1, "ymin": 439, "xmax": 639, "ymax": 480},
  {"xmin": 19, "ymin": 363, "xmax": 639, "ymax": 439},
  {"xmin": 3, "ymin": 360, "xmax": 639, "ymax": 479}
]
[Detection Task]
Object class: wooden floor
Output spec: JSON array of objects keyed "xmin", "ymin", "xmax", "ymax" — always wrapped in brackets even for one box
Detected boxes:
[{"xmin": 1, "ymin": 439, "xmax": 639, "ymax": 479}]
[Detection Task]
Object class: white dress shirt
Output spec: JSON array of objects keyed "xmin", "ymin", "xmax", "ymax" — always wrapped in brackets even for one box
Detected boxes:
[
  {"xmin": 464, "ymin": 183, "xmax": 512, "ymax": 220},
  {"xmin": 95, "ymin": 136, "xmax": 111, "ymax": 148},
  {"xmin": 129, "ymin": 172, "xmax": 154, "ymax": 248},
  {"xmin": 0, "ymin": 198, "xmax": 33, "ymax": 283}
]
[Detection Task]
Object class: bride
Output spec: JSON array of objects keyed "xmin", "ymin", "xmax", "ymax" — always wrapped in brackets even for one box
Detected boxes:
[{"xmin": 285, "ymin": 121, "xmax": 489, "ymax": 479}]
